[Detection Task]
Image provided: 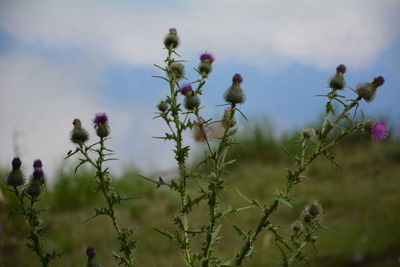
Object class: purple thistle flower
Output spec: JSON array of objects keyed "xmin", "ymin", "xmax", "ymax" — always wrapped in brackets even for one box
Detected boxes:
[
  {"xmin": 93, "ymin": 113, "xmax": 108, "ymax": 128},
  {"xmin": 169, "ymin": 28, "xmax": 177, "ymax": 34},
  {"xmin": 336, "ymin": 64, "xmax": 346, "ymax": 74},
  {"xmin": 371, "ymin": 122, "xmax": 388, "ymax": 141},
  {"xmin": 33, "ymin": 167, "xmax": 44, "ymax": 179},
  {"xmin": 12, "ymin": 157, "xmax": 22, "ymax": 170},
  {"xmin": 232, "ymin": 73, "xmax": 243, "ymax": 84},
  {"xmin": 72, "ymin": 118, "xmax": 82, "ymax": 127},
  {"xmin": 86, "ymin": 247, "xmax": 96, "ymax": 258},
  {"xmin": 179, "ymin": 83, "xmax": 193, "ymax": 96},
  {"xmin": 33, "ymin": 159, "xmax": 42, "ymax": 169},
  {"xmin": 372, "ymin": 76, "xmax": 385, "ymax": 87},
  {"xmin": 200, "ymin": 52, "xmax": 215, "ymax": 63}
]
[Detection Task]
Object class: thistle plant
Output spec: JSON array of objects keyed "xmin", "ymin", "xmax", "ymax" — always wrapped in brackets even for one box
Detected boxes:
[
  {"xmin": 66, "ymin": 115, "xmax": 138, "ymax": 267},
  {"xmin": 3, "ymin": 158, "xmax": 62, "ymax": 266}
]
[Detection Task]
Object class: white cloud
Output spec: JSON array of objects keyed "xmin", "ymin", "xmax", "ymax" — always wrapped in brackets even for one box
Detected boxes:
[{"xmin": 0, "ymin": 0, "xmax": 399, "ymax": 70}]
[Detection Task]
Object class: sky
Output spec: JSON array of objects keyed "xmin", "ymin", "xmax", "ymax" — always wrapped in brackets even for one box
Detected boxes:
[{"xmin": 0, "ymin": 0, "xmax": 399, "ymax": 181}]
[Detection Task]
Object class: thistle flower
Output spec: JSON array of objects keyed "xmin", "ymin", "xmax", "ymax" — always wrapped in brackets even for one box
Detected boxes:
[
  {"xmin": 169, "ymin": 62, "xmax": 185, "ymax": 80},
  {"xmin": 164, "ymin": 28, "xmax": 180, "ymax": 49},
  {"xmin": 184, "ymin": 94, "xmax": 200, "ymax": 110},
  {"xmin": 371, "ymin": 121, "xmax": 388, "ymax": 141},
  {"xmin": 372, "ymin": 76, "xmax": 385, "ymax": 87},
  {"xmin": 157, "ymin": 100, "xmax": 169, "ymax": 112},
  {"xmin": 198, "ymin": 52, "xmax": 215, "ymax": 77},
  {"xmin": 179, "ymin": 83, "xmax": 193, "ymax": 96},
  {"xmin": 93, "ymin": 113, "xmax": 109, "ymax": 138},
  {"xmin": 356, "ymin": 75, "xmax": 385, "ymax": 102},
  {"xmin": 6, "ymin": 157, "xmax": 25, "ymax": 187},
  {"xmin": 86, "ymin": 247, "xmax": 102, "ymax": 267},
  {"xmin": 336, "ymin": 64, "xmax": 346, "ymax": 74},
  {"xmin": 33, "ymin": 159, "xmax": 42, "ymax": 169},
  {"xmin": 71, "ymin": 118, "xmax": 89, "ymax": 144},
  {"xmin": 224, "ymin": 74, "xmax": 246, "ymax": 105},
  {"xmin": 33, "ymin": 168, "xmax": 44, "ymax": 179}
]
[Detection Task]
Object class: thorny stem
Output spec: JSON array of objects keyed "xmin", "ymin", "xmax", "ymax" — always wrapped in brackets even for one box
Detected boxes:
[
  {"xmin": 234, "ymin": 95, "xmax": 362, "ymax": 265},
  {"xmin": 77, "ymin": 140, "xmax": 136, "ymax": 267}
]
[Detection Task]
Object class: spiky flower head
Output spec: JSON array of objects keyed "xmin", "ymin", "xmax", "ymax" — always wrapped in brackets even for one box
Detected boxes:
[
  {"xmin": 71, "ymin": 118, "xmax": 89, "ymax": 144},
  {"xmin": 184, "ymin": 94, "xmax": 200, "ymax": 110},
  {"xmin": 356, "ymin": 82, "xmax": 376, "ymax": 102},
  {"xmin": 12, "ymin": 157, "xmax": 22, "ymax": 170},
  {"xmin": 372, "ymin": 76, "xmax": 385, "ymax": 88},
  {"xmin": 291, "ymin": 220, "xmax": 304, "ymax": 232},
  {"xmin": 6, "ymin": 158, "xmax": 25, "ymax": 187},
  {"xmin": 33, "ymin": 168, "xmax": 44, "ymax": 179},
  {"xmin": 309, "ymin": 201, "xmax": 323, "ymax": 217},
  {"xmin": 222, "ymin": 108, "xmax": 237, "ymax": 128},
  {"xmin": 93, "ymin": 113, "xmax": 109, "ymax": 138},
  {"xmin": 362, "ymin": 119, "xmax": 375, "ymax": 135},
  {"xmin": 371, "ymin": 121, "xmax": 388, "ymax": 141},
  {"xmin": 157, "ymin": 100, "xmax": 169, "ymax": 112},
  {"xmin": 164, "ymin": 28, "xmax": 180, "ymax": 49},
  {"xmin": 302, "ymin": 128, "xmax": 315, "ymax": 139},
  {"xmin": 232, "ymin": 73, "xmax": 243, "ymax": 84},
  {"xmin": 26, "ymin": 177, "xmax": 42, "ymax": 197},
  {"xmin": 169, "ymin": 62, "xmax": 185, "ymax": 80},
  {"xmin": 224, "ymin": 74, "xmax": 246, "ymax": 105},
  {"xmin": 33, "ymin": 159, "xmax": 42, "ymax": 169},
  {"xmin": 200, "ymin": 52, "xmax": 215, "ymax": 63},
  {"xmin": 86, "ymin": 247, "xmax": 102, "ymax": 267},
  {"xmin": 336, "ymin": 64, "xmax": 346, "ymax": 74},
  {"xmin": 179, "ymin": 83, "xmax": 193, "ymax": 96}
]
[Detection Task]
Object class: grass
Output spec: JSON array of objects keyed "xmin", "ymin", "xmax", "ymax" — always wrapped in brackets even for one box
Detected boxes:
[{"xmin": 1, "ymin": 135, "xmax": 399, "ymax": 266}]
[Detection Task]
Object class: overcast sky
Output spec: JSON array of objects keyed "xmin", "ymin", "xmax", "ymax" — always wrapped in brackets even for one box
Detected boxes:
[{"xmin": 1, "ymin": 0, "xmax": 399, "ymax": 181}]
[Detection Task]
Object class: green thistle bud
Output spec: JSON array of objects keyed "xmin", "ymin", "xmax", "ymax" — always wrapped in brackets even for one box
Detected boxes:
[
  {"xmin": 6, "ymin": 158, "xmax": 25, "ymax": 187},
  {"xmin": 157, "ymin": 100, "xmax": 169, "ymax": 112},
  {"xmin": 71, "ymin": 119, "xmax": 89, "ymax": 144},
  {"xmin": 163, "ymin": 28, "xmax": 180, "ymax": 49},
  {"xmin": 303, "ymin": 212, "xmax": 312, "ymax": 223},
  {"xmin": 224, "ymin": 84, "xmax": 246, "ymax": 105},
  {"xmin": 291, "ymin": 220, "xmax": 304, "ymax": 232},
  {"xmin": 328, "ymin": 73, "xmax": 346, "ymax": 90},
  {"xmin": 309, "ymin": 201, "xmax": 323, "ymax": 217},
  {"xmin": 198, "ymin": 61, "xmax": 212, "ymax": 77},
  {"xmin": 184, "ymin": 94, "xmax": 200, "ymax": 110},
  {"xmin": 222, "ymin": 108, "xmax": 237, "ymax": 128},
  {"xmin": 169, "ymin": 62, "xmax": 185, "ymax": 80},
  {"xmin": 96, "ymin": 124, "xmax": 109, "ymax": 138},
  {"xmin": 356, "ymin": 82, "xmax": 376, "ymax": 102},
  {"xmin": 302, "ymin": 128, "xmax": 315, "ymax": 139},
  {"xmin": 26, "ymin": 180, "xmax": 42, "ymax": 197}
]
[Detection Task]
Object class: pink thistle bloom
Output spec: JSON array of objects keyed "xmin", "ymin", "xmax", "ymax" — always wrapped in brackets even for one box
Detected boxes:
[{"xmin": 371, "ymin": 122, "xmax": 388, "ymax": 141}]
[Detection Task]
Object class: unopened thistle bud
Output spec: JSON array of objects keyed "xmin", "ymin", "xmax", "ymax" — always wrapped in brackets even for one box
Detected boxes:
[
  {"xmin": 93, "ymin": 113, "xmax": 109, "ymax": 138},
  {"xmin": 6, "ymin": 157, "xmax": 25, "ymax": 187},
  {"xmin": 71, "ymin": 118, "xmax": 89, "ymax": 144},
  {"xmin": 184, "ymin": 94, "xmax": 200, "ymax": 110},
  {"xmin": 198, "ymin": 52, "xmax": 215, "ymax": 77},
  {"xmin": 224, "ymin": 74, "xmax": 246, "ymax": 105},
  {"xmin": 169, "ymin": 62, "xmax": 185, "ymax": 80},
  {"xmin": 309, "ymin": 201, "xmax": 323, "ymax": 217},
  {"xmin": 371, "ymin": 121, "xmax": 388, "ymax": 141},
  {"xmin": 163, "ymin": 28, "xmax": 180, "ymax": 49},
  {"xmin": 179, "ymin": 83, "xmax": 193, "ymax": 96},
  {"xmin": 291, "ymin": 220, "xmax": 304, "ymax": 232},
  {"xmin": 222, "ymin": 108, "xmax": 237, "ymax": 128},
  {"xmin": 303, "ymin": 212, "xmax": 312, "ymax": 223},
  {"xmin": 157, "ymin": 100, "xmax": 169, "ymax": 112},
  {"xmin": 302, "ymin": 128, "xmax": 315, "ymax": 139},
  {"xmin": 86, "ymin": 247, "xmax": 102, "ymax": 267}
]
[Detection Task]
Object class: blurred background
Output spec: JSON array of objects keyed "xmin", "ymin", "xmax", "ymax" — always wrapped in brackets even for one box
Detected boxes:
[{"xmin": 0, "ymin": 0, "xmax": 399, "ymax": 266}]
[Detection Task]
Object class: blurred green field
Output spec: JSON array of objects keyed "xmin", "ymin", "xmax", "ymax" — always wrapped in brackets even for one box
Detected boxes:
[{"xmin": 1, "ymin": 126, "xmax": 399, "ymax": 266}]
